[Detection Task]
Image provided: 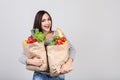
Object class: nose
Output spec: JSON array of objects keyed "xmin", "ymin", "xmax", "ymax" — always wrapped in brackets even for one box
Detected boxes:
[{"xmin": 45, "ymin": 20, "xmax": 50, "ymax": 24}]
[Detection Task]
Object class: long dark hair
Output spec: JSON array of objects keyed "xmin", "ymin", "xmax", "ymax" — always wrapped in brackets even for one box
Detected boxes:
[{"xmin": 33, "ymin": 10, "xmax": 52, "ymax": 32}]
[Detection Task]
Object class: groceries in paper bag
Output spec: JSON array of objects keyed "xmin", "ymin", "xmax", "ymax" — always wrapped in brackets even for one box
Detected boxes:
[
  {"xmin": 22, "ymin": 28, "xmax": 48, "ymax": 71},
  {"xmin": 47, "ymin": 28, "xmax": 73, "ymax": 76}
]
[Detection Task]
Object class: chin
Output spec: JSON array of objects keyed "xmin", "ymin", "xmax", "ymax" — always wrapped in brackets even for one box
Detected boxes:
[{"xmin": 45, "ymin": 29, "xmax": 50, "ymax": 32}]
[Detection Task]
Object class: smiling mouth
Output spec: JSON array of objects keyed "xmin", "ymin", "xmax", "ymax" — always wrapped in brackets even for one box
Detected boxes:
[{"xmin": 44, "ymin": 26, "xmax": 50, "ymax": 28}]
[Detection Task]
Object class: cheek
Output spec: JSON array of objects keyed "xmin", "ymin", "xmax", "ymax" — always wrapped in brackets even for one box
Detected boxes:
[
  {"xmin": 41, "ymin": 22, "xmax": 44, "ymax": 25},
  {"xmin": 41, "ymin": 22, "xmax": 45, "ymax": 27},
  {"xmin": 41, "ymin": 24, "xmax": 44, "ymax": 30},
  {"xmin": 48, "ymin": 20, "xmax": 51, "ymax": 24},
  {"xmin": 49, "ymin": 22, "xmax": 52, "ymax": 26}
]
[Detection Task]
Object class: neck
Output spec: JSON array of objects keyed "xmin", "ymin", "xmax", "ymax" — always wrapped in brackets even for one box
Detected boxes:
[{"xmin": 43, "ymin": 31, "xmax": 51, "ymax": 35}]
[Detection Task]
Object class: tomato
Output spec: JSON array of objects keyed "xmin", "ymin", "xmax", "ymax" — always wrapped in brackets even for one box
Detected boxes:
[
  {"xmin": 54, "ymin": 36, "xmax": 67, "ymax": 45},
  {"xmin": 55, "ymin": 39, "xmax": 63, "ymax": 45},
  {"xmin": 27, "ymin": 36, "xmax": 36, "ymax": 43},
  {"xmin": 60, "ymin": 37, "xmax": 66, "ymax": 42}
]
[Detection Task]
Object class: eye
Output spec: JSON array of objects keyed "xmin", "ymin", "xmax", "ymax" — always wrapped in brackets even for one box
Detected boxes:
[
  {"xmin": 48, "ymin": 18, "xmax": 51, "ymax": 21},
  {"xmin": 42, "ymin": 19, "xmax": 46, "ymax": 22}
]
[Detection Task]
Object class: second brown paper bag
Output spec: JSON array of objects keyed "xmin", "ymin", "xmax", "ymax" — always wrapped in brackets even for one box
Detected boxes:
[{"xmin": 47, "ymin": 44, "xmax": 72, "ymax": 76}]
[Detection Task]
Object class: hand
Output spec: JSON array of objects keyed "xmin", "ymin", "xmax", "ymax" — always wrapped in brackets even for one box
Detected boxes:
[
  {"xmin": 60, "ymin": 64, "xmax": 70, "ymax": 74},
  {"xmin": 60, "ymin": 58, "xmax": 73, "ymax": 74},
  {"xmin": 27, "ymin": 56, "xmax": 43, "ymax": 67}
]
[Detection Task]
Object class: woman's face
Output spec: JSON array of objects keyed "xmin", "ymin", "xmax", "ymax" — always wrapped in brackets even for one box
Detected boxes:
[{"xmin": 41, "ymin": 13, "xmax": 52, "ymax": 33}]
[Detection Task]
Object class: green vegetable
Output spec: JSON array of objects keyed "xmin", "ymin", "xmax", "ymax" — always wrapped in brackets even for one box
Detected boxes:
[
  {"xmin": 31, "ymin": 28, "xmax": 45, "ymax": 43},
  {"xmin": 52, "ymin": 35, "xmax": 59, "ymax": 41},
  {"xmin": 48, "ymin": 41, "xmax": 55, "ymax": 46},
  {"xmin": 47, "ymin": 35, "xmax": 59, "ymax": 46}
]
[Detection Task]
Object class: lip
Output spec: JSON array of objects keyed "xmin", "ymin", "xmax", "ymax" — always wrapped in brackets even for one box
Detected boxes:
[{"xmin": 44, "ymin": 26, "xmax": 50, "ymax": 28}]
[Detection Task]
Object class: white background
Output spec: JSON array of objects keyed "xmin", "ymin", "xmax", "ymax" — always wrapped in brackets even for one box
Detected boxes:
[{"xmin": 0, "ymin": 0, "xmax": 120, "ymax": 80}]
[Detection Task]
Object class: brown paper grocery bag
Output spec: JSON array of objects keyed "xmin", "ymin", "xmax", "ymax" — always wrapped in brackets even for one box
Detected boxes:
[
  {"xmin": 47, "ymin": 44, "xmax": 72, "ymax": 76},
  {"xmin": 22, "ymin": 41, "xmax": 48, "ymax": 71}
]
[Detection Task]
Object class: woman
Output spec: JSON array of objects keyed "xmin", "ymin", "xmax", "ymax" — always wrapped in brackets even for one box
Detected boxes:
[{"xmin": 19, "ymin": 10, "xmax": 76, "ymax": 80}]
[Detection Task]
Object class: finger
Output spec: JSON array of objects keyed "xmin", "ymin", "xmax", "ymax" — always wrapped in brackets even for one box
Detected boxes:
[
  {"xmin": 60, "ymin": 68, "xmax": 64, "ymax": 73},
  {"xmin": 35, "ymin": 55, "xmax": 41, "ymax": 59},
  {"xmin": 61, "ymin": 69, "xmax": 67, "ymax": 74},
  {"xmin": 38, "ymin": 63, "xmax": 42, "ymax": 67}
]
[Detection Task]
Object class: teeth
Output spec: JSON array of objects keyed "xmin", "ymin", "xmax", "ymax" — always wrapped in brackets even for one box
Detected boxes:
[{"xmin": 45, "ymin": 26, "xmax": 49, "ymax": 28}]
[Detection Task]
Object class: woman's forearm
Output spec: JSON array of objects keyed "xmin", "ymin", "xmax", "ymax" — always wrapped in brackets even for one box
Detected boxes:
[
  {"xmin": 26, "ymin": 57, "xmax": 43, "ymax": 66},
  {"xmin": 65, "ymin": 57, "xmax": 73, "ymax": 65}
]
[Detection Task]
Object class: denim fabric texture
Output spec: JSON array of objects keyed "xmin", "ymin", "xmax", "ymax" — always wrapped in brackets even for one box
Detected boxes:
[{"xmin": 33, "ymin": 71, "xmax": 65, "ymax": 80}]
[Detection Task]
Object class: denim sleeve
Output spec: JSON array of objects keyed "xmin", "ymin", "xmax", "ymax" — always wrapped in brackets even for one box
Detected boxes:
[{"xmin": 18, "ymin": 53, "xmax": 27, "ymax": 65}]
